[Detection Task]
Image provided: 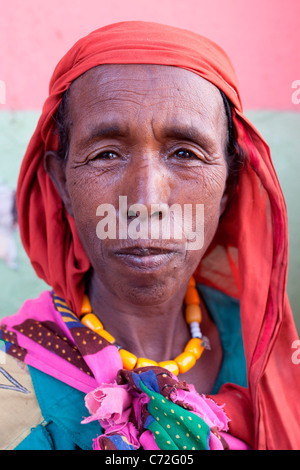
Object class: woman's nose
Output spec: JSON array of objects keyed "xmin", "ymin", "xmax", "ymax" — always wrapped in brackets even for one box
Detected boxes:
[{"xmin": 121, "ymin": 157, "xmax": 170, "ymax": 220}]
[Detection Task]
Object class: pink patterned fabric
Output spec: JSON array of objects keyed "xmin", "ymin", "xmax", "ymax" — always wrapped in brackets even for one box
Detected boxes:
[
  {"xmin": 1, "ymin": 291, "xmax": 250, "ymax": 450},
  {"xmin": 80, "ymin": 367, "xmax": 250, "ymax": 450}
]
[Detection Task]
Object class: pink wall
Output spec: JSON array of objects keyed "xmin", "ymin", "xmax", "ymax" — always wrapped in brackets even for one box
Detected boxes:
[{"xmin": 1, "ymin": 0, "xmax": 300, "ymax": 110}]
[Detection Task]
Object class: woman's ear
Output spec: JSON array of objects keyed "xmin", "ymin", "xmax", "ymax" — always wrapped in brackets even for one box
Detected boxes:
[
  {"xmin": 219, "ymin": 192, "xmax": 229, "ymax": 217},
  {"xmin": 219, "ymin": 178, "xmax": 237, "ymax": 217},
  {"xmin": 44, "ymin": 150, "xmax": 74, "ymax": 217}
]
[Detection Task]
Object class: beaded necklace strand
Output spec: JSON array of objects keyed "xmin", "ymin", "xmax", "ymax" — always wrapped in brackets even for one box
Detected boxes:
[{"xmin": 80, "ymin": 276, "xmax": 210, "ymax": 376}]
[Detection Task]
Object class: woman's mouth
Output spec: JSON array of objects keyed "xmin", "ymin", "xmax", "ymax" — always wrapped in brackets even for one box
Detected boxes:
[{"xmin": 113, "ymin": 245, "xmax": 180, "ymax": 271}]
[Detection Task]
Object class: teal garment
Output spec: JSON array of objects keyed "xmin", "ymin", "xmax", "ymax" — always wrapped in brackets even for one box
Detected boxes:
[
  {"xmin": 15, "ymin": 285, "xmax": 247, "ymax": 450},
  {"xmin": 15, "ymin": 367, "xmax": 102, "ymax": 450},
  {"xmin": 197, "ymin": 284, "xmax": 247, "ymax": 394}
]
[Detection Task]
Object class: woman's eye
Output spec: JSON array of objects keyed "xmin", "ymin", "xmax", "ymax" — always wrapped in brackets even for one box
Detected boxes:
[
  {"xmin": 95, "ymin": 151, "xmax": 118, "ymax": 160},
  {"xmin": 174, "ymin": 149, "xmax": 197, "ymax": 159}
]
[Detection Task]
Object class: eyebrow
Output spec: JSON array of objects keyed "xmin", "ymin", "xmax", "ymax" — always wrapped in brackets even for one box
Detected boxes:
[
  {"xmin": 75, "ymin": 122, "xmax": 218, "ymax": 152},
  {"xmin": 76, "ymin": 123, "xmax": 129, "ymax": 150},
  {"xmin": 162, "ymin": 125, "xmax": 217, "ymax": 149}
]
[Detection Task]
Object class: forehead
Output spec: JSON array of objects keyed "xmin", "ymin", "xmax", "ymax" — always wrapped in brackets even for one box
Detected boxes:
[{"xmin": 66, "ymin": 64, "xmax": 226, "ymax": 141}]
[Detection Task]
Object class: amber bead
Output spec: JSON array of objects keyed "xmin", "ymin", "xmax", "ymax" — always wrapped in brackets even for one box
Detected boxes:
[
  {"xmin": 81, "ymin": 313, "xmax": 103, "ymax": 331},
  {"xmin": 185, "ymin": 304, "xmax": 202, "ymax": 324},
  {"xmin": 79, "ymin": 276, "xmax": 204, "ymax": 377},
  {"xmin": 119, "ymin": 349, "xmax": 137, "ymax": 370},
  {"xmin": 184, "ymin": 338, "xmax": 204, "ymax": 360},
  {"xmin": 184, "ymin": 286, "xmax": 200, "ymax": 305},
  {"xmin": 81, "ymin": 294, "xmax": 93, "ymax": 314},
  {"xmin": 136, "ymin": 357, "xmax": 158, "ymax": 368},
  {"xmin": 158, "ymin": 360, "xmax": 179, "ymax": 376},
  {"xmin": 98, "ymin": 329, "xmax": 115, "ymax": 344},
  {"xmin": 174, "ymin": 351, "xmax": 196, "ymax": 374}
]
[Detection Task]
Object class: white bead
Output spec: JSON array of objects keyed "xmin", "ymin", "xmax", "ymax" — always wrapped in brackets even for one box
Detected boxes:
[{"xmin": 190, "ymin": 321, "xmax": 202, "ymax": 338}]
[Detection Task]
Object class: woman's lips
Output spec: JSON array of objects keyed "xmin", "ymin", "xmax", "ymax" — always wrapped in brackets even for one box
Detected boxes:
[{"xmin": 113, "ymin": 245, "xmax": 180, "ymax": 270}]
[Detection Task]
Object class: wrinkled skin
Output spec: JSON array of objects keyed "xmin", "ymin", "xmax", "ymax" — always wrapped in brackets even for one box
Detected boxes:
[{"xmin": 45, "ymin": 64, "xmax": 228, "ymax": 393}]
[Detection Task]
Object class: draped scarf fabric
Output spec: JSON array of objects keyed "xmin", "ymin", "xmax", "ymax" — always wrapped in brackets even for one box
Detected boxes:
[
  {"xmin": 0, "ymin": 290, "xmax": 249, "ymax": 450},
  {"xmin": 4, "ymin": 21, "xmax": 300, "ymax": 449}
]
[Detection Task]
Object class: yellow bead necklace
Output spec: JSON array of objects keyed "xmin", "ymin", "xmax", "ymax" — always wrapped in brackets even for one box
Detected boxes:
[{"xmin": 80, "ymin": 277, "xmax": 210, "ymax": 376}]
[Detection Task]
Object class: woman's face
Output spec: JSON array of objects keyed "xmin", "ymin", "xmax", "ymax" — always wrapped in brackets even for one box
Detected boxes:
[{"xmin": 48, "ymin": 64, "xmax": 228, "ymax": 305}]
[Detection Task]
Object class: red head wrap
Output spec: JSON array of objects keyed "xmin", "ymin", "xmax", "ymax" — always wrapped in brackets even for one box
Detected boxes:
[{"xmin": 16, "ymin": 21, "xmax": 299, "ymax": 449}]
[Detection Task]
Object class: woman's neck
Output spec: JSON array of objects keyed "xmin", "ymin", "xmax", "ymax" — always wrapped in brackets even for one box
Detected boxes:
[
  {"xmin": 86, "ymin": 269, "xmax": 223, "ymax": 394},
  {"xmin": 87, "ymin": 270, "xmax": 191, "ymax": 362}
]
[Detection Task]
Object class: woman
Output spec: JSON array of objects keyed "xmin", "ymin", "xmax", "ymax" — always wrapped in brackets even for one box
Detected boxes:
[{"xmin": 0, "ymin": 21, "xmax": 299, "ymax": 450}]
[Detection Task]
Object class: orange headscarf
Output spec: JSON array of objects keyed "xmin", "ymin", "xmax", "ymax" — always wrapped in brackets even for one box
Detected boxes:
[{"xmin": 16, "ymin": 21, "xmax": 300, "ymax": 449}]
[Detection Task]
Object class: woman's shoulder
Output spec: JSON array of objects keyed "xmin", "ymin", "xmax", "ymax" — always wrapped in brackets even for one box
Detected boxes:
[
  {"xmin": 0, "ymin": 353, "xmax": 44, "ymax": 450},
  {"xmin": 0, "ymin": 352, "xmax": 102, "ymax": 450}
]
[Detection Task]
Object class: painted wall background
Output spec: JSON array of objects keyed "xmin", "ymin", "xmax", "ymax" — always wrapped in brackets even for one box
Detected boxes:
[
  {"xmin": 0, "ymin": 0, "xmax": 299, "ymax": 330},
  {"xmin": 1, "ymin": 0, "xmax": 300, "ymax": 111}
]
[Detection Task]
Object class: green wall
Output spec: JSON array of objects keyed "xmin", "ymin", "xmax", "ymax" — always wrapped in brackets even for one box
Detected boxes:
[{"xmin": 0, "ymin": 110, "xmax": 299, "ymax": 332}]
